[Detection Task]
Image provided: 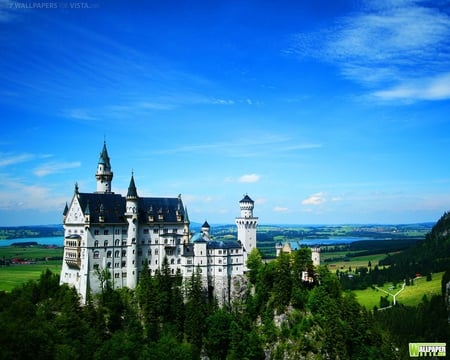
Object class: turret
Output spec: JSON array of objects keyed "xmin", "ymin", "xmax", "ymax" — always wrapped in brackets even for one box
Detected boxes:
[
  {"xmin": 95, "ymin": 142, "xmax": 113, "ymax": 193},
  {"xmin": 125, "ymin": 173, "xmax": 139, "ymax": 288},
  {"xmin": 201, "ymin": 220, "xmax": 210, "ymax": 239},
  {"xmin": 235, "ymin": 194, "xmax": 258, "ymax": 271}
]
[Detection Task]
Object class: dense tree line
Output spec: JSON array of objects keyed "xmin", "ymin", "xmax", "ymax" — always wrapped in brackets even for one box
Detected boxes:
[{"xmin": 0, "ymin": 247, "xmax": 448, "ymax": 359}]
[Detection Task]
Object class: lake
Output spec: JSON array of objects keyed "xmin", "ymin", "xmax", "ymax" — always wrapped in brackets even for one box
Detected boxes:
[{"xmin": 0, "ymin": 237, "xmax": 64, "ymax": 247}]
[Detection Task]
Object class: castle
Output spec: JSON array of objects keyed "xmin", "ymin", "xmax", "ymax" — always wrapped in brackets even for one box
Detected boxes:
[{"xmin": 60, "ymin": 143, "xmax": 257, "ymax": 304}]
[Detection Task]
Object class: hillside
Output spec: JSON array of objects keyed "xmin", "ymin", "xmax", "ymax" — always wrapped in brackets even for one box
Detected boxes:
[{"xmin": 0, "ymin": 225, "xmax": 63, "ymax": 240}]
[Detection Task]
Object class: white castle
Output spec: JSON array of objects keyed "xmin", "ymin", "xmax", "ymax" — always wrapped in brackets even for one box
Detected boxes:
[{"xmin": 60, "ymin": 143, "xmax": 257, "ymax": 304}]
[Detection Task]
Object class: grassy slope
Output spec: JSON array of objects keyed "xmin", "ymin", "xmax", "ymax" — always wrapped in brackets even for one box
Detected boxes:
[
  {"xmin": 0, "ymin": 261, "xmax": 62, "ymax": 291},
  {"xmin": 0, "ymin": 246, "xmax": 63, "ymax": 292},
  {"xmin": 352, "ymin": 272, "xmax": 443, "ymax": 310}
]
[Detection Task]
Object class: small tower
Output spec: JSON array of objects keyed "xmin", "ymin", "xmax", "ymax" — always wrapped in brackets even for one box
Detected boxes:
[
  {"xmin": 275, "ymin": 242, "xmax": 283, "ymax": 257},
  {"xmin": 235, "ymin": 194, "xmax": 258, "ymax": 270},
  {"xmin": 311, "ymin": 247, "xmax": 321, "ymax": 267},
  {"xmin": 125, "ymin": 173, "xmax": 139, "ymax": 288},
  {"xmin": 201, "ymin": 220, "xmax": 211, "ymax": 239},
  {"xmin": 95, "ymin": 142, "xmax": 113, "ymax": 193}
]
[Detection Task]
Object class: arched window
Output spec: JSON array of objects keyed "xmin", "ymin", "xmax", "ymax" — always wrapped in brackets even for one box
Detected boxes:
[
  {"xmin": 107, "ymin": 251, "xmax": 112, "ymax": 258},
  {"xmin": 115, "ymin": 239, "xmax": 120, "ymax": 246},
  {"xmin": 93, "ymin": 251, "xmax": 99, "ymax": 259},
  {"xmin": 114, "ymin": 250, "xmax": 120, "ymax": 258},
  {"xmin": 94, "ymin": 240, "xmax": 99, "ymax": 247},
  {"xmin": 170, "ymin": 258, "xmax": 175, "ymax": 265},
  {"xmin": 104, "ymin": 240, "xmax": 108, "ymax": 247}
]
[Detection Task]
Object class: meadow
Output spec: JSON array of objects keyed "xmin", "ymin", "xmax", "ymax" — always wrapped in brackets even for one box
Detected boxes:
[
  {"xmin": 352, "ymin": 272, "xmax": 443, "ymax": 310},
  {"xmin": 0, "ymin": 245, "xmax": 63, "ymax": 291}
]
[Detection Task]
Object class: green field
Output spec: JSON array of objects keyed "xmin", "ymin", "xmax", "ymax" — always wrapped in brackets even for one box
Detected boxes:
[
  {"xmin": 0, "ymin": 246, "xmax": 63, "ymax": 292},
  {"xmin": 0, "ymin": 261, "xmax": 62, "ymax": 291},
  {"xmin": 352, "ymin": 272, "xmax": 443, "ymax": 310}
]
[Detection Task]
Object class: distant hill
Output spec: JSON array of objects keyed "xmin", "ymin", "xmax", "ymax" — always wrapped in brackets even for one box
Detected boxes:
[{"xmin": 0, "ymin": 225, "xmax": 63, "ymax": 240}]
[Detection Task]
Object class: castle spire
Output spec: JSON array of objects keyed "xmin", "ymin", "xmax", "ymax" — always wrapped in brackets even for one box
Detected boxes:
[
  {"xmin": 95, "ymin": 142, "xmax": 113, "ymax": 193},
  {"xmin": 127, "ymin": 172, "xmax": 138, "ymax": 199}
]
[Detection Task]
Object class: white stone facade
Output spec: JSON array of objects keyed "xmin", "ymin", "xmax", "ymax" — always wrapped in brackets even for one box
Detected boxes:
[{"xmin": 60, "ymin": 143, "xmax": 254, "ymax": 304}]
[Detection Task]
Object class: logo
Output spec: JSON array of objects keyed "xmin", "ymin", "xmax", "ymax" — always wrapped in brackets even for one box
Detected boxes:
[{"xmin": 409, "ymin": 343, "xmax": 446, "ymax": 357}]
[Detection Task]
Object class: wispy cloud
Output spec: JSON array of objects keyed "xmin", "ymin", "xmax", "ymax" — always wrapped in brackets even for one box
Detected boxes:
[
  {"xmin": 288, "ymin": 0, "xmax": 450, "ymax": 102},
  {"xmin": 238, "ymin": 174, "xmax": 260, "ymax": 183},
  {"xmin": 0, "ymin": 153, "xmax": 34, "ymax": 167},
  {"xmin": 274, "ymin": 206, "xmax": 288, "ymax": 212},
  {"xmin": 301, "ymin": 192, "xmax": 326, "ymax": 205},
  {"xmin": 34, "ymin": 161, "xmax": 81, "ymax": 177}
]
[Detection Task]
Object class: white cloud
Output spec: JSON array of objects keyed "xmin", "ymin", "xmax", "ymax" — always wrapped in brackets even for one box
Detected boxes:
[
  {"xmin": 0, "ymin": 153, "xmax": 34, "ymax": 167},
  {"xmin": 274, "ymin": 206, "xmax": 288, "ymax": 212},
  {"xmin": 34, "ymin": 161, "xmax": 81, "ymax": 177},
  {"xmin": 301, "ymin": 192, "xmax": 326, "ymax": 205},
  {"xmin": 238, "ymin": 174, "xmax": 260, "ymax": 183},
  {"xmin": 288, "ymin": 1, "xmax": 450, "ymax": 101},
  {"xmin": 373, "ymin": 73, "xmax": 450, "ymax": 101}
]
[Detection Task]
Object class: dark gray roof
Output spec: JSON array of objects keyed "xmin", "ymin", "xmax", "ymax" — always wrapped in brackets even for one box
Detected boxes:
[
  {"xmin": 240, "ymin": 194, "xmax": 254, "ymax": 203},
  {"xmin": 75, "ymin": 192, "xmax": 187, "ymax": 224},
  {"xmin": 202, "ymin": 221, "xmax": 210, "ymax": 228},
  {"xmin": 98, "ymin": 142, "xmax": 111, "ymax": 168},
  {"xmin": 78, "ymin": 193, "xmax": 126, "ymax": 223},
  {"xmin": 206, "ymin": 240, "xmax": 241, "ymax": 249},
  {"xmin": 127, "ymin": 175, "xmax": 138, "ymax": 199}
]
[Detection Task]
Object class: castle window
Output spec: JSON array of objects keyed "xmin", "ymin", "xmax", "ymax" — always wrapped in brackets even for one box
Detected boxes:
[
  {"xmin": 143, "ymin": 229, "xmax": 149, "ymax": 234},
  {"xmin": 115, "ymin": 273, "xmax": 119, "ymax": 278},
  {"xmin": 170, "ymin": 258, "xmax": 175, "ymax": 265},
  {"xmin": 114, "ymin": 250, "xmax": 120, "ymax": 258},
  {"xmin": 115, "ymin": 239, "xmax": 120, "ymax": 246},
  {"xmin": 94, "ymin": 230, "xmax": 99, "ymax": 235},
  {"xmin": 177, "ymin": 259, "xmax": 181, "ymax": 264},
  {"xmin": 218, "ymin": 268, "xmax": 222, "ymax": 272},
  {"xmin": 122, "ymin": 250, "xmax": 126, "ymax": 257},
  {"xmin": 153, "ymin": 228, "xmax": 159, "ymax": 234},
  {"xmin": 115, "ymin": 262, "xmax": 119, "ymax": 267},
  {"xmin": 148, "ymin": 249, "xmax": 152, "ymax": 255},
  {"xmin": 171, "ymin": 269, "xmax": 174, "ymax": 274},
  {"xmin": 107, "ymin": 262, "xmax": 111, "ymax": 268},
  {"xmin": 104, "ymin": 240, "xmax": 108, "ymax": 247},
  {"xmin": 172, "ymin": 228, "xmax": 178, "ymax": 234},
  {"xmin": 122, "ymin": 272, "xmax": 127, "ymax": 278},
  {"xmin": 104, "ymin": 230, "xmax": 109, "ymax": 235},
  {"xmin": 115, "ymin": 229, "xmax": 120, "ymax": 235},
  {"xmin": 107, "ymin": 251, "xmax": 112, "ymax": 258},
  {"xmin": 93, "ymin": 251, "xmax": 99, "ymax": 259},
  {"xmin": 93, "ymin": 264, "xmax": 99, "ymax": 270},
  {"xmin": 122, "ymin": 261, "xmax": 126, "ymax": 267},
  {"xmin": 94, "ymin": 240, "xmax": 99, "ymax": 247}
]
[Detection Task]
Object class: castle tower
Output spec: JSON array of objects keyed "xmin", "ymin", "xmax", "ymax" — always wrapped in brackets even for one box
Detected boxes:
[
  {"xmin": 201, "ymin": 220, "xmax": 211, "ymax": 239},
  {"xmin": 125, "ymin": 173, "xmax": 139, "ymax": 288},
  {"xmin": 311, "ymin": 247, "xmax": 321, "ymax": 267},
  {"xmin": 235, "ymin": 194, "xmax": 258, "ymax": 270},
  {"xmin": 95, "ymin": 142, "xmax": 113, "ymax": 193}
]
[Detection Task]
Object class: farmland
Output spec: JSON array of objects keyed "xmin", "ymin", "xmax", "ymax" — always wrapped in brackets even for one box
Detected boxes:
[{"xmin": 0, "ymin": 245, "xmax": 63, "ymax": 291}]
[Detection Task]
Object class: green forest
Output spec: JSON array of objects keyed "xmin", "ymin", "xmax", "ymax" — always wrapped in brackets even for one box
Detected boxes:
[{"xmin": 1, "ymin": 215, "xmax": 450, "ymax": 359}]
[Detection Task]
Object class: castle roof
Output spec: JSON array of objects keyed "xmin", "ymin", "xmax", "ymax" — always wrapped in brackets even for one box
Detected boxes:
[
  {"xmin": 202, "ymin": 220, "xmax": 210, "ymax": 228},
  {"xmin": 75, "ymin": 192, "xmax": 186, "ymax": 224},
  {"xmin": 240, "ymin": 194, "xmax": 254, "ymax": 203},
  {"xmin": 207, "ymin": 240, "xmax": 241, "ymax": 249},
  {"xmin": 98, "ymin": 142, "xmax": 111, "ymax": 168},
  {"xmin": 127, "ymin": 174, "xmax": 138, "ymax": 199}
]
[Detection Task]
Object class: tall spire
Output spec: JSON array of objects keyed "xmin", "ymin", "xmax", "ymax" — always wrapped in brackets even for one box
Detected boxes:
[
  {"xmin": 127, "ymin": 172, "xmax": 138, "ymax": 199},
  {"xmin": 95, "ymin": 141, "xmax": 114, "ymax": 193}
]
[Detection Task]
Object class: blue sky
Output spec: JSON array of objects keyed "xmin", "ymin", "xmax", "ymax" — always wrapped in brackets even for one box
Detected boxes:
[{"xmin": 1, "ymin": 0, "xmax": 450, "ymax": 226}]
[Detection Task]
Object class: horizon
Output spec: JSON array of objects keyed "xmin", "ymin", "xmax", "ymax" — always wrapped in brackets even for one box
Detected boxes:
[{"xmin": 1, "ymin": 1, "xmax": 450, "ymax": 226}]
